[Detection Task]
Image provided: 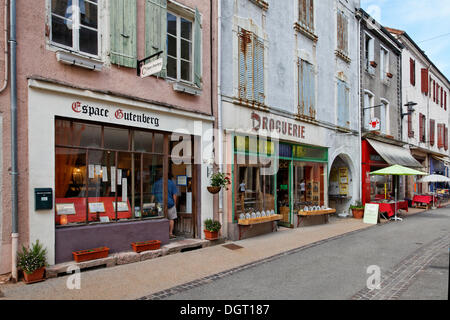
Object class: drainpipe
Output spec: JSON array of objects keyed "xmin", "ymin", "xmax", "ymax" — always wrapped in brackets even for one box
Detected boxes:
[
  {"xmin": 356, "ymin": 10, "xmax": 363, "ymax": 203},
  {"xmin": 0, "ymin": 0, "xmax": 9, "ymax": 93},
  {"xmin": 9, "ymin": 0, "xmax": 18, "ymax": 282},
  {"xmin": 217, "ymin": 0, "xmax": 224, "ymax": 229}
]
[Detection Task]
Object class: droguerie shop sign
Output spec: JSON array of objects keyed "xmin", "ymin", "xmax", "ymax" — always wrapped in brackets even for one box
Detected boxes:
[
  {"xmin": 251, "ymin": 112, "xmax": 306, "ymax": 139},
  {"xmin": 71, "ymin": 101, "xmax": 160, "ymax": 128}
]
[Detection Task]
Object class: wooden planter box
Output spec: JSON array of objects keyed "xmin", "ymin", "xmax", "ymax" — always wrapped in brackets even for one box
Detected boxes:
[
  {"xmin": 23, "ymin": 267, "xmax": 46, "ymax": 284},
  {"xmin": 204, "ymin": 230, "xmax": 219, "ymax": 240},
  {"xmin": 72, "ymin": 247, "xmax": 109, "ymax": 263},
  {"xmin": 131, "ymin": 240, "xmax": 161, "ymax": 253}
]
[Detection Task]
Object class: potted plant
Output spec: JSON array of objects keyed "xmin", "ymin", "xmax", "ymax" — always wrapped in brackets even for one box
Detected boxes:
[
  {"xmin": 131, "ymin": 240, "xmax": 161, "ymax": 253},
  {"xmin": 17, "ymin": 240, "xmax": 48, "ymax": 284},
  {"xmin": 350, "ymin": 201, "xmax": 365, "ymax": 219},
  {"xmin": 386, "ymin": 72, "xmax": 393, "ymax": 78},
  {"xmin": 207, "ymin": 172, "xmax": 231, "ymax": 194},
  {"xmin": 72, "ymin": 246, "xmax": 110, "ymax": 263},
  {"xmin": 370, "ymin": 60, "xmax": 377, "ymax": 68},
  {"xmin": 204, "ymin": 218, "xmax": 221, "ymax": 240}
]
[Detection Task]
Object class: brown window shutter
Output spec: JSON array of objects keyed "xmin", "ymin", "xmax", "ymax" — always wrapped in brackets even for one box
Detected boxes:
[
  {"xmin": 445, "ymin": 125, "xmax": 448, "ymax": 150},
  {"xmin": 419, "ymin": 113, "xmax": 423, "ymax": 141},
  {"xmin": 444, "ymin": 91, "xmax": 447, "ymax": 110},
  {"xmin": 441, "ymin": 88, "xmax": 443, "ymax": 107},
  {"xmin": 410, "ymin": 59, "xmax": 415, "ymax": 86},
  {"xmin": 430, "ymin": 119, "xmax": 435, "ymax": 146},
  {"xmin": 438, "ymin": 124, "xmax": 443, "ymax": 148},
  {"xmin": 421, "ymin": 68, "xmax": 428, "ymax": 94},
  {"xmin": 433, "ymin": 81, "xmax": 436, "ymax": 102},
  {"xmin": 408, "ymin": 113, "xmax": 413, "ymax": 138}
]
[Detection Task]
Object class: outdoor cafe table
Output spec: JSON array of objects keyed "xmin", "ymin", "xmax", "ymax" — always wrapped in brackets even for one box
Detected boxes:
[
  {"xmin": 369, "ymin": 200, "xmax": 409, "ymax": 218},
  {"xmin": 411, "ymin": 194, "xmax": 434, "ymax": 206}
]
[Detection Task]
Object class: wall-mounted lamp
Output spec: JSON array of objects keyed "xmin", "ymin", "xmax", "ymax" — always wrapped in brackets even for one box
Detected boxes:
[{"xmin": 401, "ymin": 101, "xmax": 417, "ymax": 118}]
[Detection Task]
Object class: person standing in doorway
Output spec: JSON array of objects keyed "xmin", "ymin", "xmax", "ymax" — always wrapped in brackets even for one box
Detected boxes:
[{"xmin": 153, "ymin": 170, "xmax": 179, "ymax": 239}]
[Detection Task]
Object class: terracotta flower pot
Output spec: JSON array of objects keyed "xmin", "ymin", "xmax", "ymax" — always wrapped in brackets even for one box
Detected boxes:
[
  {"xmin": 352, "ymin": 208, "xmax": 364, "ymax": 219},
  {"xmin": 386, "ymin": 72, "xmax": 393, "ymax": 78},
  {"xmin": 131, "ymin": 240, "xmax": 161, "ymax": 253},
  {"xmin": 23, "ymin": 267, "xmax": 46, "ymax": 284},
  {"xmin": 370, "ymin": 61, "xmax": 377, "ymax": 68},
  {"xmin": 72, "ymin": 247, "xmax": 109, "ymax": 262},
  {"xmin": 204, "ymin": 230, "xmax": 219, "ymax": 240},
  {"xmin": 207, "ymin": 186, "xmax": 221, "ymax": 194}
]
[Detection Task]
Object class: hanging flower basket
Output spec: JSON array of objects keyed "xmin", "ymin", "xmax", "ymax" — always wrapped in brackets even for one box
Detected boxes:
[
  {"xmin": 131, "ymin": 240, "xmax": 161, "ymax": 253},
  {"xmin": 207, "ymin": 186, "xmax": 221, "ymax": 194},
  {"xmin": 72, "ymin": 247, "xmax": 109, "ymax": 263},
  {"xmin": 208, "ymin": 172, "xmax": 231, "ymax": 194}
]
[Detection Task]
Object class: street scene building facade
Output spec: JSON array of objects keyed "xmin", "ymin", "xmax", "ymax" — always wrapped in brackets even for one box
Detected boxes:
[
  {"xmin": 386, "ymin": 27, "xmax": 450, "ymax": 199},
  {"xmin": 0, "ymin": 0, "xmax": 449, "ymax": 283},
  {"xmin": 218, "ymin": 0, "xmax": 361, "ymax": 240},
  {"xmin": 358, "ymin": 9, "xmax": 423, "ymax": 205},
  {"xmin": 0, "ymin": 0, "xmax": 216, "ymax": 275}
]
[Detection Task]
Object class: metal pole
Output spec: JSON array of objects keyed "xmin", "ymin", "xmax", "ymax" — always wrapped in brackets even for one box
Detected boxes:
[{"xmin": 9, "ymin": 0, "xmax": 18, "ymax": 281}]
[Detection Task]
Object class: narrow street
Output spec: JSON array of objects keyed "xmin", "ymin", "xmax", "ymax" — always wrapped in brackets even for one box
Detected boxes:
[{"xmin": 141, "ymin": 209, "xmax": 450, "ymax": 300}]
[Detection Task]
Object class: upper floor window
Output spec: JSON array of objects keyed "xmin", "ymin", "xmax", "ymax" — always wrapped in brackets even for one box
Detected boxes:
[
  {"xmin": 238, "ymin": 28, "xmax": 265, "ymax": 105},
  {"xmin": 50, "ymin": 0, "xmax": 99, "ymax": 56},
  {"xmin": 380, "ymin": 100, "xmax": 389, "ymax": 135},
  {"xmin": 380, "ymin": 47, "xmax": 389, "ymax": 81},
  {"xmin": 410, "ymin": 58, "xmax": 416, "ymax": 86},
  {"xmin": 299, "ymin": 0, "xmax": 314, "ymax": 33},
  {"xmin": 167, "ymin": 12, "xmax": 193, "ymax": 83},
  {"xmin": 364, "ymin": 33, "xmax": 374, "ymax": 71},
  {"xmin": 336, "ymin": 10, "xmax": 348, "ymax": 57},
  {"xmin": 298, "ymin": 59, "xmax": 316, "ymax": 118},
  {"xmin": 337, "ymin": 79, "xmax": 350, "ymax": 128}
]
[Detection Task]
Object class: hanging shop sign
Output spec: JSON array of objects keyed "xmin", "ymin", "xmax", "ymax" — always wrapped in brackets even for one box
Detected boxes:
[
  {"xmin": 368, "ymin": 118, "xmax": 380, "ymax": 131},
  {"xmin": 139, "ymin": 58, "xmax": 163, "ymax": 78},
  {"xmin": 251, "ymin": 112, "xmax": 306, "ymax": 139},
  {"xmin": 71, "ymin": 101, "xmax": 160, "ymax": 128}
]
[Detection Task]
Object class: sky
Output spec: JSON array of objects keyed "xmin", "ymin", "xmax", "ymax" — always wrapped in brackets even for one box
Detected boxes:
[{"xmin": 361, "ymin": 0, "xmax": 450, "ymax": 80}]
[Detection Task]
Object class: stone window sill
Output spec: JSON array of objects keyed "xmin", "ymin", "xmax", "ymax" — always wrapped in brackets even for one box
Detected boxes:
[
  {"xmin": 172, "ymin": 81, "xmax": 202, "ymax": 96},
  {"xmin": 294, "ymin": 22, "xmax": 318, "ymax": 42},
  {"xmin": 335, "ymin": 50, "xmax": 351, "ymax": 64},
  {"xmin": 249, "ymin": 0, "xmax": 269, "ymax": 11}
]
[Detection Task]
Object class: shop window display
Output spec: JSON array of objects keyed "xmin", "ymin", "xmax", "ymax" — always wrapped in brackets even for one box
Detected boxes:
[{"xmin": 54, "ymin": 119, "xmax": 195, "ymax": 228}]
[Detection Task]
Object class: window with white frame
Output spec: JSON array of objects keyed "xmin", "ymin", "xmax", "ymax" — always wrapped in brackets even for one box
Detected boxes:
[
  {"xmin": 364, "ymin": 33, "xmax": 374, "ymax": 70},
  {"xmin": 380, "ymin": 46, "xmax": 389, "ymax": 80},
  {"xmin": 167, "ymin": 11, "xmax": 194, "ymax": 83},
  {"xmin": 50, "ymin": 0, "xmax": 99, "ymax": 56},
  {"xmin": 380, "ymin": 99, "xmax": 390, "ymax": 134},
  {"xmin": 363, "ymin": 91, "xmax": 374, "ymax": 130}
]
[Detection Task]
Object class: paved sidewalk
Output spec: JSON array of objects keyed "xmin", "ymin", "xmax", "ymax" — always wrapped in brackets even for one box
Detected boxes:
[{"xmin": 0, "ymin": 216, "xmax": 375, "ymax": 300}]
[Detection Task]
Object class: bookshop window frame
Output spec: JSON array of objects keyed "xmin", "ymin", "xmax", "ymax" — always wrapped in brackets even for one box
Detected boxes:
[{"xmin": 54, "ymin": 117, "xmax": 195, "ymax": 228}]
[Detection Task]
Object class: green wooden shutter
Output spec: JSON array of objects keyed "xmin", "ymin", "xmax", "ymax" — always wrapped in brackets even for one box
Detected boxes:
[
  {"xmin": 194, "ymin": 8, "xmax": 202, "ymax": 88},
  {"xmin": 110, "ymin": 0, "xmax": 137, "ymax": 68},
  {"xmin": 146, "ymin": 0, "xmax": 167, "ymax": 78}
]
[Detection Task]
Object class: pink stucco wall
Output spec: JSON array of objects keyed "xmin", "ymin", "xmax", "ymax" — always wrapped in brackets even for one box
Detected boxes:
[{"xmin": 0, "ymin": 0, "xmax": 217, "ymax": 274}]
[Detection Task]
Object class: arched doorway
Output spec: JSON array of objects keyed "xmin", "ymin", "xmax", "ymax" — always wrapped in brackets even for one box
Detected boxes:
[{"xmin": 329, "ymin": 154, "xmax": 354, "ymax": 216}]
